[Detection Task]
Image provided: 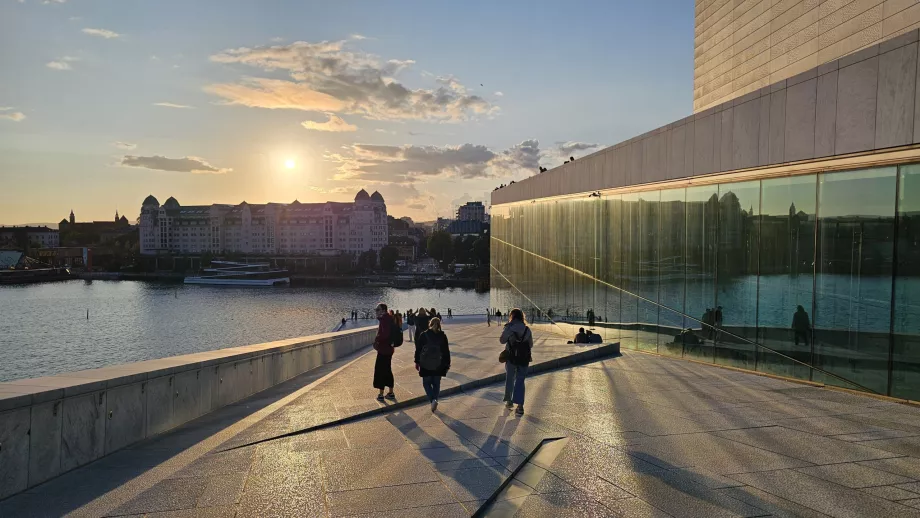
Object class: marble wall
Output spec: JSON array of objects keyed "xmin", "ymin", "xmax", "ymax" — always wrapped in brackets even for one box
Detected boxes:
[
  {"xmin": 494, "ymin": 30, "xmax": 920, "ymax": 206},
  {"xmin": 0, "ymin": 327, "xmax": 376, "ymax": 500},
  {"xmin": 694, "ymin": 0, "xmax": 920, "ymax": 112}
]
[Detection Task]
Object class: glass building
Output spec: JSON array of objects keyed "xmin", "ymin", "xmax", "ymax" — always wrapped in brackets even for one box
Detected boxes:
[{"xmin": 491, "ymin": 164, "xmax": 920, "ymax": 400}]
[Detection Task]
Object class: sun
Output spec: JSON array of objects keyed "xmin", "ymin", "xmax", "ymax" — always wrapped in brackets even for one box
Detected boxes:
[{"xmin": 284, "ymin": 159, "xmax": 296, "ymax": 169}]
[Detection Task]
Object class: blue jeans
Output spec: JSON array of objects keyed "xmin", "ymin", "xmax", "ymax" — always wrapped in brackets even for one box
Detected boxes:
[
  {"xmin": 422, "ymin": 375, "xmax": 441, "ymax": 402},
  {"xmin": 504, "ymin": 362, "xmax": 527, "ymax": 406}
]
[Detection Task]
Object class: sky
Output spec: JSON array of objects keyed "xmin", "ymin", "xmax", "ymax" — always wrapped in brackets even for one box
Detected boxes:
[{"xmin": 0, "ymin": 0, "xmax": 694, "ymax": 225}]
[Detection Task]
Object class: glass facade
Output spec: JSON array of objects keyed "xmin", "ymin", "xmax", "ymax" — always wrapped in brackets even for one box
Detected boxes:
[{"xmin": 491, "ymin": 164, "xmax": 920, "ymax": 399}]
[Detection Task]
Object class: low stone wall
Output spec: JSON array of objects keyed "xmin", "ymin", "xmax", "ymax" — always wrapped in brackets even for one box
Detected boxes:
[{"xmin": 0, "ymin": 327, "xmax": 376, "ymax": 500}]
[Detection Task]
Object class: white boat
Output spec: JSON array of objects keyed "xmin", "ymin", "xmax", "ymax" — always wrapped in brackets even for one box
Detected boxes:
[{"xmin": 184, "ymin": 261, "xmax": 290, "ymax": 286}]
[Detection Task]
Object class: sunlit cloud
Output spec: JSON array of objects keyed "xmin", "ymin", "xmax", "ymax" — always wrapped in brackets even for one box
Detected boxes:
[
  {"xmin": 302, "ymin": 113, "xmax": 357, "ymax": 132},
  {"xmin": 205, "ymin": 78, "xmax": 344, "ymax": 112},
  {"xmin": 46, "ymin": 60, "xmax": 72, "ymax": 71},
  {"xmin": 82, "ymin": 28, "xmax": 121, "ymax": 39},
  {"xmin": 120, "ymin": 155, "xmax": 230, "ymax": 174},
  {"xmin": 350, "ymin": 34, "xmax": 368, "ymax": 40},
  {"xmin": 555, "ymin": 141, "xmax": 600, "ymax": 155},
  {"xmin": 153, "ymin": 102, "xmax": 194, "ymax": 109},
  {"xmin": 112, "ymin": 141, "xmax": 137, "ymax": 150},
  {"xmin": 328, "ymin": 139, "xmax": 541, "ymax": 185},
  {"xmin": 494, "ymin": 91, "xmax": 504, "ymax": 97},
  {"xmin": 43, "ymin": 0, "xmax": 68, "ymax": 4},
  {"xmin": 206, "ymin": 39, "xmax": 495, "ymax": 122},
  {"xmin": 0, "ymin": 108, "xmax": 26, "ymax": 122}
]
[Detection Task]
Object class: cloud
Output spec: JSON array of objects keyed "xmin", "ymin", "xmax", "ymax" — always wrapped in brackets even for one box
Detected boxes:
[
  {"xmin": 349, "ymin": 34, "xmax": 367, "ymax": 40},
  {"xmin": 0, "ymin": 110, "xmax": 26, "ymax": 122},
  {"xmin": 207, "ymin": 40, "xmax": 495, "ymax": 122},
  {"xmin": 302, "ymin": 113, "xmax": 357, "ymax": 132},
  {"xmin": 271, "ymin": 37, "xmax": 284, "ymax": 43},
  {"xmin": 112, "ymin": 141, "xmax": 137, "ymax": 150},
  {"xmin": 46, "ymin": 60, "xmax": 72, "ymax": 70},
  {"xmin": 43, "ymin": 0, "xmax": 68, "ymax": 3},
  {"xmin": 82, "ymin": 28, "xmax": 121, "ymax": 39},
  {"xmin": 555, "ymin": 141, "xmax": 600, "ymax": 156},
  {"xmin": 120, "ymin": 155, "xmax": 230, "ymax": 174},
  {"xmin": 328, "ymin": 139, "xmax": 542, "ymax": 185},
  {"xmin": 406, "ymin": 203, "xmax": 426, "ymax": 210},
  {"xmin": 494, "ymin": 91, "xmax": 504, "ymax": 97},
  {"xmin": 374, "ymin": 128, "xmax": 395, "ymax": 135},
  {"xmin": 153, "ymin": 102, "xmax": 194, "ymax": 109}
]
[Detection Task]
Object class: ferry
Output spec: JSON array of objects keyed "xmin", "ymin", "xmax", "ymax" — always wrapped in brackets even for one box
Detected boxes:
[{"xmin": 184, "ymin": 261, "xmax": 290, "ymax": 286}]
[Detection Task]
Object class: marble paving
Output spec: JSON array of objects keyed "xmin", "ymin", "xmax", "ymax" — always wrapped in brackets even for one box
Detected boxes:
[{"xmin": 3, "ymin": 320, "xmax": 920, "ymax": 517}]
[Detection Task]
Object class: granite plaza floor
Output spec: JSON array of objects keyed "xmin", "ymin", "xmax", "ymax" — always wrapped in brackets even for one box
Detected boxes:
[{"xmin": 4, "ymin": 320, "xmax": 920, "ymax": 517}]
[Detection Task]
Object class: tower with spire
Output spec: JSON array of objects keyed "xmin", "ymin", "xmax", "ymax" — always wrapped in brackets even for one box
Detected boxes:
[{"xmin": 69, "ymin": 209, "xmax": 75, "ymax": 225}]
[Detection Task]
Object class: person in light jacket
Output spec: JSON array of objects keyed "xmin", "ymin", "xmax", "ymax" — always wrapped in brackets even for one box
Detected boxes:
[{"xmin": 500, "ymin": 308, "xmax": 533, "ymax": 416}]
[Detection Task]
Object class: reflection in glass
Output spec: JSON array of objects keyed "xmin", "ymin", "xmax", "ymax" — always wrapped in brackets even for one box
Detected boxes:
[
  {"xmin": 893, "ymin": 165, "xmax": 920, "ymax": 399},
  {"xmin": 757, "ymin": 175, "xmax": 816, "ymax": 380},
  {"xmin": 658, "ymin": 188, "xmax": 687, "ymax": 356},
  {"xmin": 490, "ymin": 163, "xmax": 919, "ymax": 397},
  {"xmin": 685, "ymin": 185, "xmax": 718, "ymax": 361},
  {"xmin": 714, "ymin": 181, "xmax": 760, "ymax": 369},
  {"xmin": 815, "ymin": 167, "xmax": 896, "ymax": 393}
]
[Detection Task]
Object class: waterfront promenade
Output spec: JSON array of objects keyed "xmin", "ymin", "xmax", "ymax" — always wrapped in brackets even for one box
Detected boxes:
[{"xmin": 4, "ymin": 321, "xmax": 920, "ymax": 516}]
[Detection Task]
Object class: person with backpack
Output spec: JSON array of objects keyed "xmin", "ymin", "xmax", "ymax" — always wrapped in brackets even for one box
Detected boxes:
[
  {"xmin": 415, "ymin": 317, "xmax": 451, "ymax": 412},
  {"xmin": 500, "ymin": 308, "xmax": 532, "ymax": 415},
  {"xmin": 373, "ymin": 303, "xmax": 403, "ymax": 401}
]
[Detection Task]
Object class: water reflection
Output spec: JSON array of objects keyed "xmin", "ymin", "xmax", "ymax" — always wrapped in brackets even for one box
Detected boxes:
[{"xmin": 0, "ymin": 282, "xmax": 488, "ymax": 382}]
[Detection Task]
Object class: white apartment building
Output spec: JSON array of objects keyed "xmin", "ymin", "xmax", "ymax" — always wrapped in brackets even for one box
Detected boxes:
[
  {"xmin": 139, "ymin": 190, "xmax": 388, "ymax": 256},
  {"xmin": 457, "ymin": 201, "xmax": 485, "ymax": 222}
]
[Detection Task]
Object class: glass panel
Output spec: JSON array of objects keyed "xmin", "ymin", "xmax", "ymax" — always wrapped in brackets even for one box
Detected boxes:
[
  {"xmin": 757, "ymin": 175, "xmax": 816, "ymax": 381},
  {"xmin": 637, "ymin": 190, "xmax": 660, "ymax": 352},
  {"xmin": 685, "ymin": 185, "xmax": 719, "ymax": 361},
  {"xmin": 620, "ymin": 193, "xmax": 641, "ymax": 350},
  {"xmin": 815, "ymin": 167, "xmax": 896, "ymax": 394},
  {"xmin": 714, "ymin": 180, "xmax": 760, "ymax": 369},
  {"xmin": 892, "ymin": 164, "xmax": 920, "ymax": 399},
  {"xmin": 658, "ymin": 188, "xmax": 687, "ymax": 357},
  {"xmin": 601, "ymin": 195, "xmax": 622, "ymax": 344}
]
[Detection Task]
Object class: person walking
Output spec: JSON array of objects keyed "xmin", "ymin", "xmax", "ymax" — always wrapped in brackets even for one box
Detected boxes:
[
  {"xmin": 501, "ymin": 308, "xmax": 532, "ymax": 416},
  {"xmin": 447, "ymin": 308, "xmax": 452, "ymax": 319},
  {"xmin": 792, "ymin": 305, "xmax": 811, "ymax": 347},
  {"xmin": 373, "ymin": 303, "xmax": 397, "ymax": 401},
  {"xmin": 415, "ymin": 317, "xmax": 451, "ymax": 412},
  {"xmin": 487, "ymin": 309, "xmax": 491, "ymax": 327},
  {"xmin": 407, "ymin": 309, "xmax": 416, "ymax": 343},
  {"xmin": 415, "ymin": 308, "xmax": 430, "ymax": 343}
]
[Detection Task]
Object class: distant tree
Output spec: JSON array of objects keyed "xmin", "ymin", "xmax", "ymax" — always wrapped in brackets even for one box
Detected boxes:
[
  {"xmin": 427, "ymin": 230, "xmax": 454, "ymax": 264},
  {"xmin": 379, "ymin": 245, "xmax": 399, "ymax": 271},
  {"xmin": 472, "ymin": 237, "xmax": 489, "ymax": 265},
  {"xmin": 358, "ymin": 250, "xmax": 377, "ymax": 271}
]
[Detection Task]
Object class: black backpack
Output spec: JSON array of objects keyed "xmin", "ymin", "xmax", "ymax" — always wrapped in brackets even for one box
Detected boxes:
[
  {"xmin": 418, "ymin": 331, "xmax": 443, "ymax": 371},
  {"xmin": 390, "ymin": 317, "xmax": 403, "ymax": 347},
  {"xmin": 507, "ymin": 327, "xmax": 532, "ymax": 365}
]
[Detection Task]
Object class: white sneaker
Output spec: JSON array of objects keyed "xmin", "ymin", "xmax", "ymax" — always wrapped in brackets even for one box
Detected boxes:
[{"xmin": 431, "ymin": 400, "xmax": 438, "ymax": 412}]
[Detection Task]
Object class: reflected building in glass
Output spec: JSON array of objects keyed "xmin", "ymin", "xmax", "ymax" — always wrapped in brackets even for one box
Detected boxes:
[{"xmin": 491, "ymin": 13, "xmax": 920, "ymax": 400}]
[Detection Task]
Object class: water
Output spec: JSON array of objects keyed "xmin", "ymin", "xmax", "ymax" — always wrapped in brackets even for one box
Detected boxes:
[{"xmin": 0, "ymin": 280, "xmax": 489, "ymax": 382}]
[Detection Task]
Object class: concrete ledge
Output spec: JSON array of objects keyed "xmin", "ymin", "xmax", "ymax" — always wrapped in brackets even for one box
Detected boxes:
[
  {"xmin": 219, "ymin": 341, "xmax": 621, "ymax": 453},
  {"xmin": 0, "ymin": 326, "xmax": 376, "ymax": 500}
]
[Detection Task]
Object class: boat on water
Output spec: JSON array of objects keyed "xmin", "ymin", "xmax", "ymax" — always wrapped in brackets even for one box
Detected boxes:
[
  {"xmin": 0, "ymin": 267, "xmax": 72, "ymax": 285},
  {"xmin": 184, "ymin": 261, "xmax": 290, "ymax": 286}
]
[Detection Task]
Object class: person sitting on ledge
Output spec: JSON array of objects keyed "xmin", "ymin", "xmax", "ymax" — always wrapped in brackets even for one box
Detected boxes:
[{"xmin": 574, "ymin": 327, "xmax": 588, "ymax": 344}]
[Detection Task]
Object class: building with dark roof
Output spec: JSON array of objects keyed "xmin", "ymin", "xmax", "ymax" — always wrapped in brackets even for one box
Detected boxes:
[
  {"xmin": 0, "ymin": 226, "xmax": 59, "ymax": 249},
  {"xmin": 139, "ymin": 190, "xmax": 388, "ymax": 256},
  {"xmin": 58, "ymin": 210, "xmax": 134, "ymax": 246}
]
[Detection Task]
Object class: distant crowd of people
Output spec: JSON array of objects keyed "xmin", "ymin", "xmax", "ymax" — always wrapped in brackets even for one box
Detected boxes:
[{"xmin": 368, "ymin": 304, "xmax": 533, "ymax": 415}]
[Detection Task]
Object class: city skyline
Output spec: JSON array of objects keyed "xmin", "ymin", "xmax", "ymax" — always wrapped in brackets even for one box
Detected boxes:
[{"xmin": 0, "ymin": 0, "xmax": 693, "ymax": 224}]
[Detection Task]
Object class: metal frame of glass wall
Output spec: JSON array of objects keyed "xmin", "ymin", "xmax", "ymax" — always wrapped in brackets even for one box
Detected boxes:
[{"xmin": 490, "ymin": 162, "xmax": 920, "ymax": 400}]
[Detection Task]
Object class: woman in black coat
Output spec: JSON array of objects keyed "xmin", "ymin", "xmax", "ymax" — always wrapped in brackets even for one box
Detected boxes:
[{"xmin": 415, "ymin": 317, "xmax": 450, "ymax": 412}]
